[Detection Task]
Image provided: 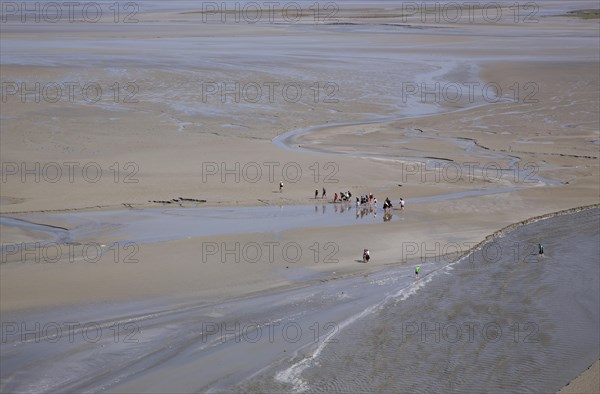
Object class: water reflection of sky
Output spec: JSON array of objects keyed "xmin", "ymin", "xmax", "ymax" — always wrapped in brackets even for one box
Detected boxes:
[{"xmin": 11, "ymin": 202, "xmax": 400, "ymax": 245}]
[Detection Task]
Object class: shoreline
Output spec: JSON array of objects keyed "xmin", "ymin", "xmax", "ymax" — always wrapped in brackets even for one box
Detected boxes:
[{"xmin": 558, "ymin": 360, "xmax": 600, "ymax": 394}]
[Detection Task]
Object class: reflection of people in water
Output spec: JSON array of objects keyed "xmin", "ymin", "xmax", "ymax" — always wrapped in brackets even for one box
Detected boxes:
[
  {"xmin": 383, "ymin": 211, "xmax": 392, "ymax": 222},
  {"xmin": 352, "ymin": 204, "xmax": 374, "ymax": 219}
]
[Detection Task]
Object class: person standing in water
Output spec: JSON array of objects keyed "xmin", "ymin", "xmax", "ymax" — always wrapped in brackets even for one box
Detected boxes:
[
  {"xmin": 415, "ymin": 265, "xmax": 420, "ymax": 279},
  {"xmin": 539, "ymin": 243, "xmax": 544, "ymax": 255}
]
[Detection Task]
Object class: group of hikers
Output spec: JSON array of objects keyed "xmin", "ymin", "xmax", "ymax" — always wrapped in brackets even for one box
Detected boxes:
[
  {"xmin": 322, "ymin": 189, "xmax": 406, "ymax": 212},
  {"xmin": 357, "ymin": 193, "xmax": 375, "ymax": 207},
  {"xmin": 333, "ymin": 190, "xmax": 353, "ymax": 202},
  {"xmin": 307, "ymin": 186, "xmax": 405, "ymax": 212}
]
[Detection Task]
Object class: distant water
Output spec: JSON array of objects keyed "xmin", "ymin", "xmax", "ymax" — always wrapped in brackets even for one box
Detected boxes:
[
  {"xmin": 3, "ymin": 202, "xmax": 392, "ymax": 246},
  {"xmin": 239, "ymin": 208, "xmax": 600, "ymax": 393}
]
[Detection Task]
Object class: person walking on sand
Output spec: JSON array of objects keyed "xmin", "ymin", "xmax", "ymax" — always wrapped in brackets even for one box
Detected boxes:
[
  {"xmin": 322, "ymin": 187, "xmax": 326, "ymax": 199},
  {"xmin": 279, "ymin": 181, "xmax": 283, "ymax": 193},
  {"xmin": 415, "ymin": 265, "xmax": 420, "ymax": 279},
  {"xmin": 400, "ymin": 198, "xmax": 405, "ymax": 210},
  {"xmin": 363, "ymin": 249, "xmax": 370, "ymax": 263},
  {"xmin": 315, "ymin": 189, "xmax": 319, "ymax": 199},
  {"xmin": 538, "ymin": 243, "xmax": 544, "ymax": 255}
]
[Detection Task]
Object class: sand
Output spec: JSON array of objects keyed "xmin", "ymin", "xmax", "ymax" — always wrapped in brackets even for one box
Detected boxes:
[{"xmin": 1, "ymin": 1, "xmax": 599, "ymax": 392}]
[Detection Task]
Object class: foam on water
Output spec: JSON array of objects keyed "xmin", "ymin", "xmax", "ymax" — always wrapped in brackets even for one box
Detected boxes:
[{"xmin": 275, "ymin": 268, "xmax": 438, "ymax": 392}]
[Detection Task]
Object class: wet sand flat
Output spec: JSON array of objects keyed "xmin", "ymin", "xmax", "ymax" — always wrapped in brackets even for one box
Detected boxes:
[
  {"xmin": 1, "ymin": 1, "xmax": 599, "ymax": 393},
  {"xmin": 1, "ymin": 208, "xmax": 597, "ymax": 393}
]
